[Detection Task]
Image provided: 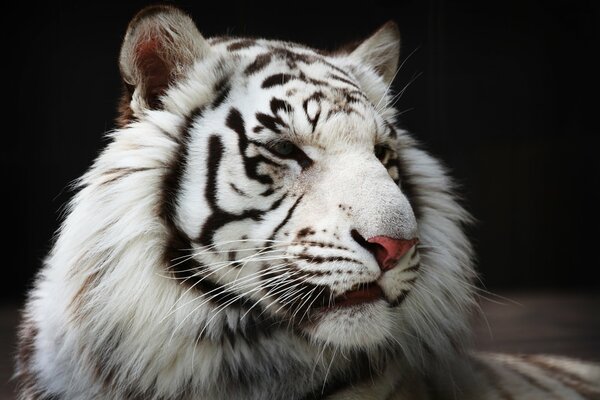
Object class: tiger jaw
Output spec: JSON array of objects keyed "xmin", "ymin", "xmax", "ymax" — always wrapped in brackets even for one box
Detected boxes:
[
  {"xmin": 287, "ymin": 246, "xmax": 420, "ymax": 347},
  {"xmin": 183, "ymin": 235, "xmax": 421, "ymax": 341},
  {"xmin": 310, "ymin": 245, "xmax": 420, "ymax": 311}
]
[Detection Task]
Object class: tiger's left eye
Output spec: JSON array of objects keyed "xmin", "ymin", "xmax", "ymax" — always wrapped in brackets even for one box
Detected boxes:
[
  {"xmin": 374, "ymin": 144, "xmax": 388, "ymax": 161},
  {"xmin": 266, "ymin": 140, "xmax": 313, "ymax": 169},
  {"xmin": 271, "ymin": 141, "xmax": 296, "ymax": 156}
]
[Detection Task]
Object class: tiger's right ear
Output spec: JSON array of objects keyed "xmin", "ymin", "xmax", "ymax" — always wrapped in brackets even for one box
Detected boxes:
[{"xmin": 118, "ymin": 5, "xmax": 209, "ymax": 121}]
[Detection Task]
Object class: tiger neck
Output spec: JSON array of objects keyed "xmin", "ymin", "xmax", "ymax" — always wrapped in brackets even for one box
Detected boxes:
[{"xmin": 188, "ymin": 322, "xmax": 397, "ymax": 399}]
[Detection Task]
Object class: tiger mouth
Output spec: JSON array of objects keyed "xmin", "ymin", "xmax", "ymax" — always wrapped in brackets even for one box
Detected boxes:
[{"xmin": 321, "ymin": 282, "xmax": 384, "ymax": 309}]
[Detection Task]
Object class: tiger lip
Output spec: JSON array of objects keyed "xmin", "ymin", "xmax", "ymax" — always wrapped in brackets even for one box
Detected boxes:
[{"xmin": 328, "ymin": 282, "xmax": 384, "ymax": 308}]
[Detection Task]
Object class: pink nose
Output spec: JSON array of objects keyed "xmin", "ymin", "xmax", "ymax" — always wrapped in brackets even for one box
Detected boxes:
[{"xmin": 367, "ymin": 236, "xmax": 418, "ymax": 271}]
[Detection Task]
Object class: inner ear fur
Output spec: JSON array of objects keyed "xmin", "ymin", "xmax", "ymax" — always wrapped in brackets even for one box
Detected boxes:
[
  {"xmin": 118, "ymin": 5, "xmax": 209, "ymax": 121},
  {"xmin": 347, "ymin": 21, "xmax": 401, "ymax": 85}
]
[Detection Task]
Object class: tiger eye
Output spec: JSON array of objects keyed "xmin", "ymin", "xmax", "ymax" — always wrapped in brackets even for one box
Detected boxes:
[
  {"xmin": 271, "ymin": 141, "xmax": 296, "ymax": 156},
  {"xmin": 374, "ymin": 144, "xmax": 388, "ymax": 161}
]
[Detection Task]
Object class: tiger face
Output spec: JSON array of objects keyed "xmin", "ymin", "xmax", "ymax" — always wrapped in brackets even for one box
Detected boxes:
[
  {"xmin": 116, "ymin": 5, "xmax": 473, "ymax": 356},
  {"xmin": 172, "ymin": 47, "xmax": 419, "ymax": 347}
]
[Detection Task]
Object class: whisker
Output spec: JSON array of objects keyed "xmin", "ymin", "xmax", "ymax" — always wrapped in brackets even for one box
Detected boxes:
[
  {"xmin": 253, "ymin": 275, "xmax": 310, "ymax": 315},
  {"xmin": 321, "ymin": 345, "xmax": 338, "ymax": 395},
  {"xmin": 238, "ymin": 270, "xmax": 307, "ymax": 320},
  {"xmin": 162, "ymin": 261, "xmax": 298, "ymax": 323},
  {"xmin": 289, "ymin": 285, "xmax": 321, "ymax": 321},
  {"xmin": 375, "ymin": 45, "xmax": 421, "ymax": 112},
  {"xmin": 296, "ymin": 287, "xmax": 327, "ymax": 325},
  {"xmin": 387, "ymin": 71, "xmax": 423, "ymax": 111},
  {"xmin": 160, "ymin": 254, "xmax": 299, "ymax": 316},
  {"xmin": 167, "ymin": 244, "xmax": 288, "ymax": 271}
]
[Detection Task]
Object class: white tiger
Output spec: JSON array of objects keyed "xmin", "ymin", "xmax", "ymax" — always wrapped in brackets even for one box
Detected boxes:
[{"xmin": 15, "ymin": 5, "xmax": 600, "ymax": 400}]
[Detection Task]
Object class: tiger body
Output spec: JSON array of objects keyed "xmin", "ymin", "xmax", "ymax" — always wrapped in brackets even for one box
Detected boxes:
[{"xmin": 16, "ymin": 6, "xmax": 600, "ymax": 400}]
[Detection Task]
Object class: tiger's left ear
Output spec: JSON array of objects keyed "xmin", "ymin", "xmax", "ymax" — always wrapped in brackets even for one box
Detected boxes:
[
  {"xmin": 348, "ymin": 21, "xmax": 401, "ymax": 86},
  {"xmin": 118, "ymin": 5, "xmax": 209, "ymax": 124}
]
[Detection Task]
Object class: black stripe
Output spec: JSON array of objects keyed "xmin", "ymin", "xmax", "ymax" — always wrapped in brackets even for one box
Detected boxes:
[
  {"xmin": 403, "ymin": 277, "xmax": 418, "ymax": 285},
  {"xmin": 259, "ymin": 187, "xmax": 275, "ymax": 196},
  {"xmin": 390, "ymin": 289, "xmax": 411, "ymax": 307},
  {"xmin": 342, "ymin": 89, "xmax": 370, "ymax": 101},
  {"xmin": 341, "ymin": 90, "xmax": 364, "ymax": 104},
  {"xmin": 262, "ymin": 73, "xmax": 295, "ymax": 88},
  {"xmin": 226, "ymin": 107, "xmax": 246, "ymax": 134},
  {"xmin": 303, "ymin": 92, "xmax": 324, "ymax": 132},
  {"xmin": 211, "ymin": 78, "xmax": 231, "ymax": 109},
  {"xmin": 204, "ymin": 135, "xmax": 223, "ymax": 207},
  {"xmin": 268, "ymin": 195, "xmax": 304, "ymax": 241},
  {"xmin": 298, "ymin": 71, "xmax": 328, "ymax": 86},
  {"xmin": 198, "ymin": 134, "xmax": 287, "ymax": 245},
  {"xmin": 227, "ymin": 39, "xmax": 256, "ymax": 51},
  {"xmin": 293, "ymin": 254, "xmax": 362, "ymax": 265},
  {"xmin": 327, "ymin": 73, "xmax": 360, "ymax": 90},
  {"xmin": 226, "ymin": 107, "xmax": 274, "ymax": 185},
  {"xmin": 296, "ymin": 240, "xmax": 350, "ymax": 251},
  {"xmin": 402, "ymin": 263, "xmax": 420, "ymax": 273},
  {"xmin": 229, "ymin": 182, "xmax": 249, "ymax": 197},
  {"xmin": 269, "ymin": 47, "xmax": 317, "ymax": 68},
  {"xmin": 160, "ymin": 107, "xmax": 204, "ymax": 218},
  {"xmin": 270, "ymin": 97, "xmax": 293, "ymax": 115},
  {"xmin": 287, "ymin": 265, "xmax": 332, "ymax": 277},
  {"xmin": 160, "ymin": 106, "xmax": 205, "ymax": 273},
  {"xmin": 256, "ymin": 111, "xmax": 287, "ymax": 133},
  {"xmin": 245, "ymin": 53, "xmax": 273, "ymax": 75},
  {"xmin": 319, "ymin": 59, "xmax": 357, "ymax": 81}
]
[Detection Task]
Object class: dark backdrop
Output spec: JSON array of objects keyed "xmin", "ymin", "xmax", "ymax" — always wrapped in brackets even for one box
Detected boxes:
[{"xmin": 4, "ymin": 0, "xmax": 599, "ymax": 302}]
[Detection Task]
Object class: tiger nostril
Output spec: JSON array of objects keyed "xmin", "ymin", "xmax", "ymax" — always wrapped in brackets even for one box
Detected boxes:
[
  {"xmin": 367, "ymin": 236, "xmax": 419, "ymax": 271},
  {"xmin": 351, "ymin": 229, "xmax": 418, "ymax": 271},
  {"xmin": 351, "ymin": 229, "xmax": 382, "ymax": 260},
  {"xmin": 350, "ymin": 229, "xmax": 419, "ymax": 271}
]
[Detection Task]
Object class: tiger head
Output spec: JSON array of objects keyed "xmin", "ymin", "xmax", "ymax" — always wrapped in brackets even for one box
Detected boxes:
[{"xmin": 69, "ymin": 5, "xmax": 474, "ymax": 369}]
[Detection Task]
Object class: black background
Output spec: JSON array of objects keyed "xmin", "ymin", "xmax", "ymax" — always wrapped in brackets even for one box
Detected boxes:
[{"xmin": 4, "ymin": 0, "xmax": 599, "ymax": 302}]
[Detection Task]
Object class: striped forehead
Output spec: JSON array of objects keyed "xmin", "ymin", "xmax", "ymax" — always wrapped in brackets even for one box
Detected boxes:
[{"xmin": 211, "ymin": 38, "xmax": 383, "ymax": 144}]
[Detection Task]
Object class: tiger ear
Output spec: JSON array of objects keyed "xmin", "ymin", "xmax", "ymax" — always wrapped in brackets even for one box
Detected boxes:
[
  {"xmin": 348, "ymin": 21, "xmax": 401, "ymax": 86},
  {"xmin": 119, "ymin": 5, "xmax": 209, "ymax": 115}
]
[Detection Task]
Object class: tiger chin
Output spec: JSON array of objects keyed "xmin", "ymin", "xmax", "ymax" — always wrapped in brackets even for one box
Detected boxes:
[{"xmin": 15, "ymin": 5, "xmax": 600, "ymax": 400}]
